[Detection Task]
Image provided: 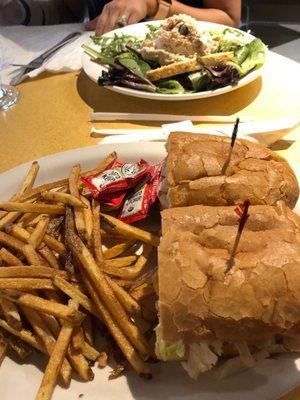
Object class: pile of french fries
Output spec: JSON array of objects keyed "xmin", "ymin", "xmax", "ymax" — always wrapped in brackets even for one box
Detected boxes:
[{"xmin": 0, "ymin": 152, "xmax": 159, "ymax": 400}]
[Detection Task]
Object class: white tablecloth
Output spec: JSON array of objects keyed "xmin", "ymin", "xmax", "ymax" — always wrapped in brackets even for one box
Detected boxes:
[{"xmin": 0, "ymin": 23, "xmax": 91, "ymax": 85}]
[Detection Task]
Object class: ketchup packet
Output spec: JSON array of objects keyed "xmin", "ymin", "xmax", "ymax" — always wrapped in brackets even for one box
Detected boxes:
[
  {"xmin": 99, "ymin": 191, "xmax": 127, "ymax": 209},
  {"xmin": 81, "ymin": 159, "xmax": 150, "ymax": 202},
  {"xmin": 118, "ymin": 162, "xmax": 162, "ymax": 224}
]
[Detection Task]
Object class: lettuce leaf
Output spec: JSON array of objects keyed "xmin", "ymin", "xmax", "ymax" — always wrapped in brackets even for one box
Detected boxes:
[
  {"xmin": 155, "ymin": 325, "xmax": 185, "ymax": 361},
  {"xmin": 118, "ymin": 52, "xmax": 151, "ymax": 77},
  {"xmin": 239, "ymin": 38, "xmax": 266, "ymax": 75},
  {"xmin": 156, "ymin": 80, "xmax": 185, "ymax": 94},
  {"xmin": 188, "ymin": 70, "xmax": 210, "ymax": 91}
]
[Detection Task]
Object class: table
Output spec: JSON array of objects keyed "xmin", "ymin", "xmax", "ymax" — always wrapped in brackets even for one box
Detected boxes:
[
  {"xmin": 1, "ymin": 51, "xmax": 300, "ymax": 400},
  {"xmin": 1, "ymin": 51, "xmax": 299, "ymax": 175}
]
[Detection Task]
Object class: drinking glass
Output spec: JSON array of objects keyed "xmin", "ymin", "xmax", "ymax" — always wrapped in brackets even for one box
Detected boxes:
[{"xmin": 0, "ymin": 47, "xmax": 20, "ymax": 111}]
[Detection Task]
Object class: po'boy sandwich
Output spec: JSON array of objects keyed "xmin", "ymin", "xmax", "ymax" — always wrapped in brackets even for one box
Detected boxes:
[
  {"xmin": 159, "ymin": 132, "xmax": 299, "ymax": 209},
  {"xmin": 157, "ymin": 202, "xmax": 300, "ymax": 378}
]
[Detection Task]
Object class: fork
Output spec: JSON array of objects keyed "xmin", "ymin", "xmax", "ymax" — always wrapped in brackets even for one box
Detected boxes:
[{"xmin": 10, "ymin": 31, "xmax": 81, "ymax": 85}]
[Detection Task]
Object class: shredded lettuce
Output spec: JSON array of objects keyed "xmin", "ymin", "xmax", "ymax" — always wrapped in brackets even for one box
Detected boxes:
[
  {"xmin": 182, "ymin": 342, "xmax": 218, "ymax": 380},
  {"xmin": 155, "ymin": 325, "xmax": 185, "ymax": 361}
]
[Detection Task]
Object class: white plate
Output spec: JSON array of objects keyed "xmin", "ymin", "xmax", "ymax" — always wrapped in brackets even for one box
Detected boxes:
[
  {"xmin": 1, "ymin": 143, "xmax": 300, "ymax": 400},
  {"xmin": 82, "ymin": 20, "xmax": 266, "ymax": 101}
]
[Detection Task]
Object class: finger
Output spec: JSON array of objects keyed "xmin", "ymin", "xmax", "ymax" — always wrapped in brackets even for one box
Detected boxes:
[
  {"xmin": 105, "ymin": 9, "xmax": 125, "ymax": 33},
  {"xmin": 85, "ymin": 17, "xmax": 98, "ymax": 31},
  {"xmin": 127, "ymin": 11, "xmax": 143, "ymax": 26},
  {"xmin": 96, "ymin": 7, "xmax": 111, "ymax": 36}
]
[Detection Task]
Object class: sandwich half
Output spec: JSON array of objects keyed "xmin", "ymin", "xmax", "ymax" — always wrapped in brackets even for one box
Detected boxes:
[
  {"xmin": 157, "ymin": 202, "xmax": 300, "ymax": 378},
  {"xmin": 159, "ymin": 132, "xmax": 299, "ymax": 209}
]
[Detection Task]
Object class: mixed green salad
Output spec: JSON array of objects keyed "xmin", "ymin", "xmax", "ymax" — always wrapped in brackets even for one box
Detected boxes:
[{"xmin": 83, "ymin": 21, "xmax": 266, "ymax": 95}]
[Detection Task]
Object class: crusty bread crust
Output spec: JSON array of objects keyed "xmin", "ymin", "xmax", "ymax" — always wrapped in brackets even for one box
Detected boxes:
[
  {"xmin": 158, "ymin": 203, "xmax": 300, "ymax": 346},
  {"xmin": 199, "ymin": 51, "xmax": 234, "ymax": 66},
  {"xmin": 164, "ymin": 132, "xmax": 299, "ymax": 209},
  {"xmin": 146, "ymin": 58, "xmax": 201, "ymax": 82}
]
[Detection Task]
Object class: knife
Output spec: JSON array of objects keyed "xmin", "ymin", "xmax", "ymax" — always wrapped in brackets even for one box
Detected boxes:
[{"xmin": 96, "ymin": 119, "xmax": 299, "ymax": 146}]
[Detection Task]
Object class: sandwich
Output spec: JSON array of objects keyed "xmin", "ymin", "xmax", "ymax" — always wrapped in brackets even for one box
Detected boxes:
[
  {"xmin": 157, "ymin": 202, "xmax": 300, "ymax": 378},
  {"xmin": 159, "ymin": 132, "xmax": 299, "ymax": 209}
]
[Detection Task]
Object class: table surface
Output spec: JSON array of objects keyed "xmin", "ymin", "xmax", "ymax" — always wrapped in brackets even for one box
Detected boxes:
[{"xmin": 1, "ymin": 50, "xmax": 300, "ymax": 400}]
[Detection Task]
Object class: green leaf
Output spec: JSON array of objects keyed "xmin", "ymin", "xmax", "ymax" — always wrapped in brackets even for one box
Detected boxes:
[
  {"xmin": 145, "ymin": 24, "xmax": 159, "ymax": 41},
  {"xmin": 239, "ymin": 38, "xmax": 266, "ymax": 75},
  {"xmin": 156, "ymin": 80, "xmax": 185, "ymax": 94},
  {"xmin": 118, "ymin": 53, "xmax": 151, "ymax": 77},
  {"xmin": 81, "ymin": 44, "xmax": 114, "ymax": 66},
  {"xmin": 188, "ymin": 70, "xmax": 210, "ymax": 91}
]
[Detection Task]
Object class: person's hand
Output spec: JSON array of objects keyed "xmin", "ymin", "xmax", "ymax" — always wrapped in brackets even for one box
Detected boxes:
[{"xmin": 85, "ymin": 0, "xmax": 157, "ymax": 35}]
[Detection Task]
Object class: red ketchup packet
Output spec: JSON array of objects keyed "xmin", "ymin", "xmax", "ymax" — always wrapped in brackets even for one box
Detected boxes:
[
  {"xmin": 81, "ymin": 160, "xmax": 150, "ymax": 208},
  {"xmin": 118, "ymin": 162, "xmax": 163, "ymax": 224}
]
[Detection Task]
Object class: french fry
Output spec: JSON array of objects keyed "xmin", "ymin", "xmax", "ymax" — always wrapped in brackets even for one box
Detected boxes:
[
  {"xmin": 97, "ymin": 351, "xmax": 108, "ymax": 368},
  {"xmin": 7, "ymin": 225, "xmax": 60, "ymax": 268},
  {"xmin": 40, "ymin": 313, "xmax": 61, "ymax": 339},
  {"xmin": 14, "ymin": 224, "xmax": 66, "ymax": 257},
  {"xmin": 52, "ymin": 276, "xmax": 98, "ymax": 317},
  {"xmin": 107, "ymin": 277, "xmax": 141, "ymax": 317},
  {"xmin": 69, "ymin": 165, "xmax": 86, "ymax": 240},
  {"xmin": 46, "ymin": 216, "xmax": 64, "ymax": 237},
  {"xmin": 19, "ymin": 161, "xmax": 40, "ymax": 195},
  {"xmin": 6, "ymin": 293, "xmax": 85, "ymax": 325},
  {"xmin": 23, "ymin": 244, "xmax": 46, "ymax": 266},
  {"xmin": 0, "ymin": 297, "xmax": 22, "ymax": 331},
  {"xmin": 92, "ymin": 199, "xmax": 104, "ymax": 266},
  {"xmin": 82, "ymin": 341, "xmax": 100, "ymax": 361},
  {"xmin": 0, "ymin": 160, "xmax": 39, "ymax": 228},
  {"xmin": 5, "ymin": 333, "xmax": 33, "ymax": 360},
  {"xmin": 38, "ymin": 246, "xmax": 61, "ymax": 270},
  {"xmin": 0, "ymin": 318, "xmax": 45, "ymax": 353},
  {"xmin": 106, "ymin": 245, "xmax": 153, "ymax": 280},
  {"xmin": 18, "ymin": 178, "xmax": 69, "ymax": 202},
  {"xmin": 28, "ymin": 216, "xmax": 50, "ymax": 249},
  {"xmin": 82, "ymin": 314, "xmax": 93, "ymax": 346},
  {"xmin": 39, "ymin": 233, "xmax": 66, "ymax": 257},
  {"xmin": 0, "ymin": 202, "xmax": 65, "ymax": 215},
  {"xmin": 41, "ymin": 192, "xmax": 87, "ymax": 209},
  {"xmin": 0, "ymin": 247, "xmax": 23, "ymax": 265},
  {"xmin": 80, "ymin": 152, "xmax": 117, "ymax": 180},
  {"xmin": 0, "ymin": 278, "xmax": 56, "ymax": 291},
  {"xmin": 80, "ymin": 270, "xmax": 151, "ymax": 377},
  {"xmin": 109, "ymin": 364, "xmax": 125, "ymax": 380},
  {"xmin": 35, "ymin": 301, "xmax": 78, "ymax": 400},
  {"xmin": 103, "ymin": 239, "xmax": 136, "ymax": 260},
  {"xmin": 0, "ymin": 211, "xmax": 23, "ymax": 231},
  {"xmin": 65, "ymin": 208, "xmax": 150, "ymax": 358},
  {"xmin": 129, "ymin": 268, "xmax": 157, "ymax": 291},
  {"xmin": 81, "ymin": 196, "xmax": 93, "ymax": 248},
  {"xmin": 130, "ymin": 282, "xmax": 154, "ymax": 302},
  {"xmin": 105, "ymin": 256, "xmax": 137, "ymax": 268},
  {"xmin": 67, "ymin": 344, "xmax": 94, "ymax": 382},
  {"xmin": 101, "ymin": 213, "xmax": 160, "ymax": 247},
  {"xmin": 17, "ymin": 212, "xmax": 41, "ymax": 227},
  {"xmin": 0, "ymin": 332, "xmax": 8, "ymax": 366},
  {"xmin": 0, "ymin": 266, "xmax": 67, "ymax": 279},
  {"xmin": 22, "ymin": 306, "xmax": 72, "ymax": 387},
  {"xmin": 0, "ymin": 231, "xmax": 25, "ymax": 253},
  {"xmin": 112, "ymin": 279, "xmax": 133, "ymax": 288},
  {"xmin": 72, "ymin": 326, "xmax": 85, "ymax": 351}
]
